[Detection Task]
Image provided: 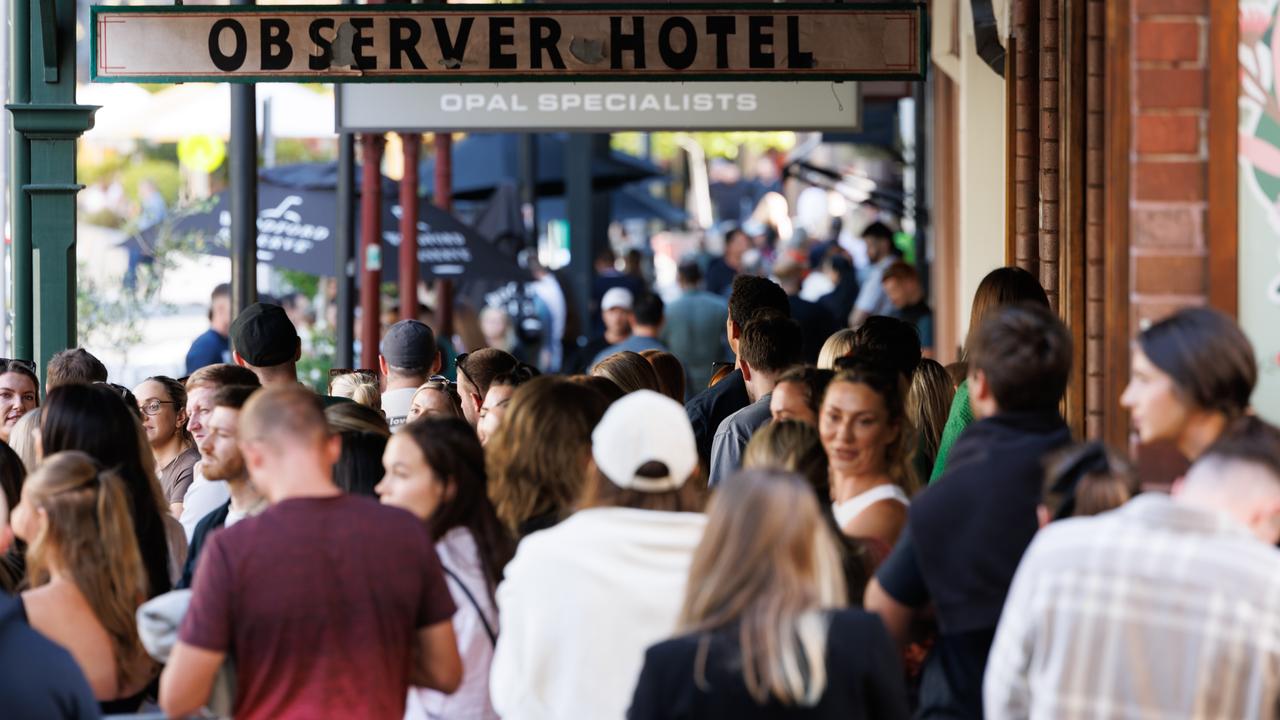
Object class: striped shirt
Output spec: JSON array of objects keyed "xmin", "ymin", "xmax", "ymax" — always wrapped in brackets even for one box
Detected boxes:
[{"xmin": 984, "ymin": 493, "xmax": 1280, "ymax": 720}]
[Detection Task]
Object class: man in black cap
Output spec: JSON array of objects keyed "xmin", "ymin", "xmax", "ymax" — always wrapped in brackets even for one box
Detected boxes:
[
  {"xmin": 230, "ymin": 302, "xmax": 303, "ymax": 387},
  {"xmin": 379, "ymin": 320, "xmax": 441, "ymax": 432}
]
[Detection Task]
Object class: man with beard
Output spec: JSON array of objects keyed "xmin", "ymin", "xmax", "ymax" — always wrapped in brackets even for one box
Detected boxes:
[{"xmin": 177, "ymin": 385, "xmax": 266, "ymax": 589}]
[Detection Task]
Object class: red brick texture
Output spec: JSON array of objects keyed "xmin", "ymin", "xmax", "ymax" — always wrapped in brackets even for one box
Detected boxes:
[{"xmin": 1128, "ymin": 0, "xmax": 1212, "ymax": 470}]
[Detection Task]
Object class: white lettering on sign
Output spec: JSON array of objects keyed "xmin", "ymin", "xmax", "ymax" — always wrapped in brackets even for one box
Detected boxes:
[{"xmin": 337, "ymin": 81, "xmax": 860, "ymax": 132}]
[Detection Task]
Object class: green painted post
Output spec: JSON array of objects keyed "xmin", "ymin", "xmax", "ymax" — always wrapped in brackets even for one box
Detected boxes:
[
  {"xmin": 6, "ymin": 0, "xmax": 97, "ymax": 385},
  {"xmin": 8, "ymin": 0, "xmax": 32, "ymax": 362}
]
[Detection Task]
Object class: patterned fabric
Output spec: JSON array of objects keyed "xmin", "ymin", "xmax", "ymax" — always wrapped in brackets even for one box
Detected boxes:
[{"xmin": 985, "ymin": 493, "xmax": 1280, "ymax": 719}]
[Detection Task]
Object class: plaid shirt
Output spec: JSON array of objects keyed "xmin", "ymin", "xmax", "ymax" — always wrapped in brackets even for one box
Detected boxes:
[{"xmin": 985, "ymin": 493, "xmax": 1280, "ymax": 720}]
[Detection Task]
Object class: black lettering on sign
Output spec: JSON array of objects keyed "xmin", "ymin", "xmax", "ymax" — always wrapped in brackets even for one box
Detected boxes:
[
  {"xmin": 786, "ymin": 16, "xmax": 814, "ymax": 69},
  {"xmin": 390, "ymin": 18, "xmax": 427, "ymax": 70},
  {"xmin": 308, "ymin": 19, "xmax": 335, "ymax": 71},
  {"xmin": 489, "ymin": 17, "xmax": 517, "ymax": 69},
  {"xmin": 260, "ymin": 19, "xmax": 292, "ymax": 71},
  {"xmin": 208, "ymin": 19, "xmax": 247, "ymax": 72},
  {"xmin": 530, "ymin": 17, "xmax": 565, "ymax": 69},
  {"xmin": 610, "ymin": 17, "xmax": 645, "ymax": 69},
  {"xmin": 351, "ymin": 18, "xmax": 376, "ymax": 70},
  {"xmin": 657, "ymin": 17, "xmax": 696, "ymax": 70},
  {"xmin": 432, "ymin": 18, "xmax": 474, "ymax": 69},
  {"xmin": 705, "ymin": 16, "xmax": 735, "ymax": 70},
  {"xmin": 748, "ymin": 16, "xmax": 774, "ymax": 69}
]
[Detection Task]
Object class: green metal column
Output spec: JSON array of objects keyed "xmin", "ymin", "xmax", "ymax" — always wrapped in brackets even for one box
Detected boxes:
[
  {"xmin": 8, "ymin": 0, "xmax": 32, "ymax": 361},
  {"xmin": 6, "ymin": 0, "xmax": 97, "ymax": 383}
]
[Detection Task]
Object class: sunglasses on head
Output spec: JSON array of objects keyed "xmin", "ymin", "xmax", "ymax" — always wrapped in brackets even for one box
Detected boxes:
[
  {"xmin": 0, "ymin": 358, "xmax": 38, "ymax": 375},
  {"xmin": 328, "ymin": 368, "xmax": 378, "ymax": 379}
]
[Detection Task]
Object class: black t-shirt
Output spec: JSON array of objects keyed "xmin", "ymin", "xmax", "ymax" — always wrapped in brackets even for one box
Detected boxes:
[
  {"xmin": 628, "ymin": 609, "xmax": 909, "ymax": 720},
  {"xmin": 877, "ymin": 529, "xmax": 991, "ymax": 720},
  {"xmin": 0, "ymin": 593, "xmax": 98, "ymax": 719}
]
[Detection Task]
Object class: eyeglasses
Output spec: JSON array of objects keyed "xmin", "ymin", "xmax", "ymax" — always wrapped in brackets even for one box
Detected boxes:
[
  {"xmin": 138, "ymin": 399, "xmax": 178, "ymax": 416},
  {"xmin": 0, "ymin": 358, "xmax": 38, "ymax": 375}
]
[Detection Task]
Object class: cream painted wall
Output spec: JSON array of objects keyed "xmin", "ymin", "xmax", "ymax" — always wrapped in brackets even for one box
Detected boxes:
[{"xmin": 952, "ymin": 0, "xmax": 1008, "ymax": 345}]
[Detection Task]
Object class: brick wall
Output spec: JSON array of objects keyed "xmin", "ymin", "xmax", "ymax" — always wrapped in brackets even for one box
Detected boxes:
[
  {"xmin": 1129, "ymin": 0, "xmax": 1211, "ymax": 481},
  {"xmin": 1130, "ymin": 0, "xmax": 1210, "ymax": 331}
]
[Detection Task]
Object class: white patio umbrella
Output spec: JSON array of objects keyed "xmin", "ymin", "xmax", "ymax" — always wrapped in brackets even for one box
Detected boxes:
[{"xmin": 80, "ymin": 82, "xmax": 336, "ymax": 141}]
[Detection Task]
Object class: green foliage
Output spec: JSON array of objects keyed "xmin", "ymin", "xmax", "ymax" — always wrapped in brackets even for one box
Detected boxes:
[
  {"xmin": 119, "ymin": 158, "xmax": 182, "ymax": 206},
  {"xmin": 279, "ymin": 270, "xmax": 320, "ymax": 299},
  {"xmin": 612, "ymin": 132, "xmax": 797, "ymax": 162},
  {"xmin": 76, "ymin": 217, "xmax": 190, "ymax": 359},
  {"xmin": 273, "ymin": 139, "xmax": 334, "ymax": 166}
]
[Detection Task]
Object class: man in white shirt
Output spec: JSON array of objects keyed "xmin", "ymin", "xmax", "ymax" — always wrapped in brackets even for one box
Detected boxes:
[
  {"xmin": 379, "ymin": 320, "xmax": 441, "ymax": 432},
  {"xmin": 179, "ymin": 363, "xmax": 260, "ymax": 540}
]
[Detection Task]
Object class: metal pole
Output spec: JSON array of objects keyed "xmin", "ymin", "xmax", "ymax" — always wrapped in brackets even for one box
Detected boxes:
[
  {"xmin": 359, "ymin": 134, "xmax": 385, "ymax": 369},
  {"xmin": 565, "ymin": 134, "xmax": 595, "ymax": 347},
  {"xmin": 399, "ymin": 133, "xmax": 421, "ymax": 322},
  {"xmin": 914, "ymin": 78, "xmax": 930, "ymax": 299},
  {"xmin": 228, "ymin": 0, "xmax": 257, "ymax": 316},
  {"xmin": 9, "ymin": 0, "xmax": 31, "ymax": 361},
  {"xmin": 434, "ymin": 133, "xmax": 453, "ymax": 339},
  {"xmin": 519, "ymin": 133, "xmax": 537, "ymax": 250},
  {"xmin": 0, "ymin": 6, "xmax": 10, "ymax": 357},
  {"xmin": 336, "ymin": 131, "xmax": 356, "ymax": 368},
  {"xmin": 15, "ymin": 0, "xmax": 95, "ymax": 381}
]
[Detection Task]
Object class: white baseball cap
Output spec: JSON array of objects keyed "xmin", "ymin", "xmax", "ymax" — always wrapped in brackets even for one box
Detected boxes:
[
  {"xmin": 601, "ymin": 287, "xmax": 634, "ymax": 312},
  {"xmin": 592, "ymin": 390, "xmax": 698, "ymax": 493}
]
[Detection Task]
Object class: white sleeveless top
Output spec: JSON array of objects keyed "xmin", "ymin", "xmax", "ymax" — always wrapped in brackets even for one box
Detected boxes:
[{"xmin": 832, "ymin": 484, "xmax": 910, "ymax": 530}]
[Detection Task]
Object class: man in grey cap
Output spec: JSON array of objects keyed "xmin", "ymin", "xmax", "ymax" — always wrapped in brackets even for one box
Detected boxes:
[{"xmin": 380, "ymin": 319, "xmax": 441, "ymax": 431}]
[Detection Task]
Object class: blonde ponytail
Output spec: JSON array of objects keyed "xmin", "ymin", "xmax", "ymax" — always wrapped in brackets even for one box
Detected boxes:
[{"xmin": 24, "ymin": 451, "xmax": 153, "ymax": 694}]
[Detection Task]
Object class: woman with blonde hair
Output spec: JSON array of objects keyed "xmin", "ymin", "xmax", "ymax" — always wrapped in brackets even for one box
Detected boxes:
[
  {"xmin": 329, "ymin": 371, "xmax": 382, "ymax": 410},
  {"xmin": 820, "ymin": 360, "xmax": 916, "ymax": 555},
  {"xmin": 592, "ymin": 350, "xmax": 661, "ymax": 395},
  {"xmin": 8, "ymin": 410, "xmax": 40, "ymax": 472},
  {"xmin": 817, "ymin": 329, "xmax": 856, "ymax": 370},
  {"xmin": 485, "ymin": 376, "xmax": 610, "ymax": 537},
  {"xmin": 629, "ymin": 470, "xmax": 907, "ymax": 718},
  {"xmin": 908, "ymin": 359, "xmax": 955, "ymax": 479},
  {"xmin": 10, "ymin": 451, "xmax": 156, "ymax": 713},
  {"xmin": 743, "ymin": 421, "xmax": 874, "ymax": 601},
  {"xmin": 407, "ymin": 377, "xmax": 465, "ymax": 422}
]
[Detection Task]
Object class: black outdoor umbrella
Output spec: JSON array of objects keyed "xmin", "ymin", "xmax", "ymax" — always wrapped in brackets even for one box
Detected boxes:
[
  {"xmin": 536, "ymin": 183, "xmax": 688, "ymax": 226},
  {"xmin": 419, "ymin": 133, "xmax": 664, "ymax": 201},
  {"xmin": 123, "ymin": 162, "xmax": 529, "ymax": 283}
]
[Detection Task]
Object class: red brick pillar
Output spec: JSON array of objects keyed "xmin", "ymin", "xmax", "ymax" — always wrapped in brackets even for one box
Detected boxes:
[
  {"xmin": 1013, "ymin": 0, "xmax": 1040, "ymax": 272},
  {"xmin": 1129, "ymin": 0, "xmax": 1212, "ymax": 482},
  {"xmin": 1131, "ymin": 0, "xmax": 1209, "ymax": 329}
]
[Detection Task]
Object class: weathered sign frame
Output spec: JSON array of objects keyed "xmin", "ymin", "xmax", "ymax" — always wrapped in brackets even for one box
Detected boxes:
[{"xmin": 91, "ymin": 2, "xmax": 927, "ymax": 84}]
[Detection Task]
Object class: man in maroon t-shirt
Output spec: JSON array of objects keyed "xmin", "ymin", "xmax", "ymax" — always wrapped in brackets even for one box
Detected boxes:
[{"xmin": 160, "ymin": 385, "xmax": 461, "ymax": 720}]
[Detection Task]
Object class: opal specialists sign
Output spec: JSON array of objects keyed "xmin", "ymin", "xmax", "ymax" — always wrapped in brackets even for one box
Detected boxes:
[
  {"xmin": 336, "ymin": 81, "xmax": 860, "ymax": 131},
  {"xmin": 91, "ymin": 3, "xmax": 925, "ymax": 83}
]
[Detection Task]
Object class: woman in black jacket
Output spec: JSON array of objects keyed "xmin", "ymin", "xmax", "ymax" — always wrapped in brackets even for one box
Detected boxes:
[{"xmin": 629, "ymin": 469, "xmax": 909, "ymax": 720}]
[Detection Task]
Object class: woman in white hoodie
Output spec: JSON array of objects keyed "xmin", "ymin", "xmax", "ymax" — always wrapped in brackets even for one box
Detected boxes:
[{"xmin": 490, "ymin": 390, "xmax": 708, "ymax": 720}]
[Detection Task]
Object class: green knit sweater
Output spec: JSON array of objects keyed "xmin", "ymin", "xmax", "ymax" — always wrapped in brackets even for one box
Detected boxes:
[{"xmin": 929, "ymin": 379, "xmax": 974, "ymax": 484}]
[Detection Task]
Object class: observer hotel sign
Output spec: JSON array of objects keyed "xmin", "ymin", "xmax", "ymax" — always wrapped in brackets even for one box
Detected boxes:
[{"xmin": 91, "ymin": 4, "xmax": 925, "ymax": 83}]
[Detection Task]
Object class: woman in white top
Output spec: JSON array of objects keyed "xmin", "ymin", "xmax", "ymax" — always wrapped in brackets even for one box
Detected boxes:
[
  {"xmin": 490, "ymin": 390, "xmax": 708, "ymax": 720},
  {"xmin": 377, "ymin": 417, "xmax": 515, "ymax": 720},
  {"xmin": 819, "ymin": 360, "xmax": 917, "ymax": 553}
]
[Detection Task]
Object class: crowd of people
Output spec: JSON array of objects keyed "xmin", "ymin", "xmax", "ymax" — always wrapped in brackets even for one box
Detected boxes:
[{"xmin": 0, "ymin": 220, "xmax": 1278, "ymax": 720}]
